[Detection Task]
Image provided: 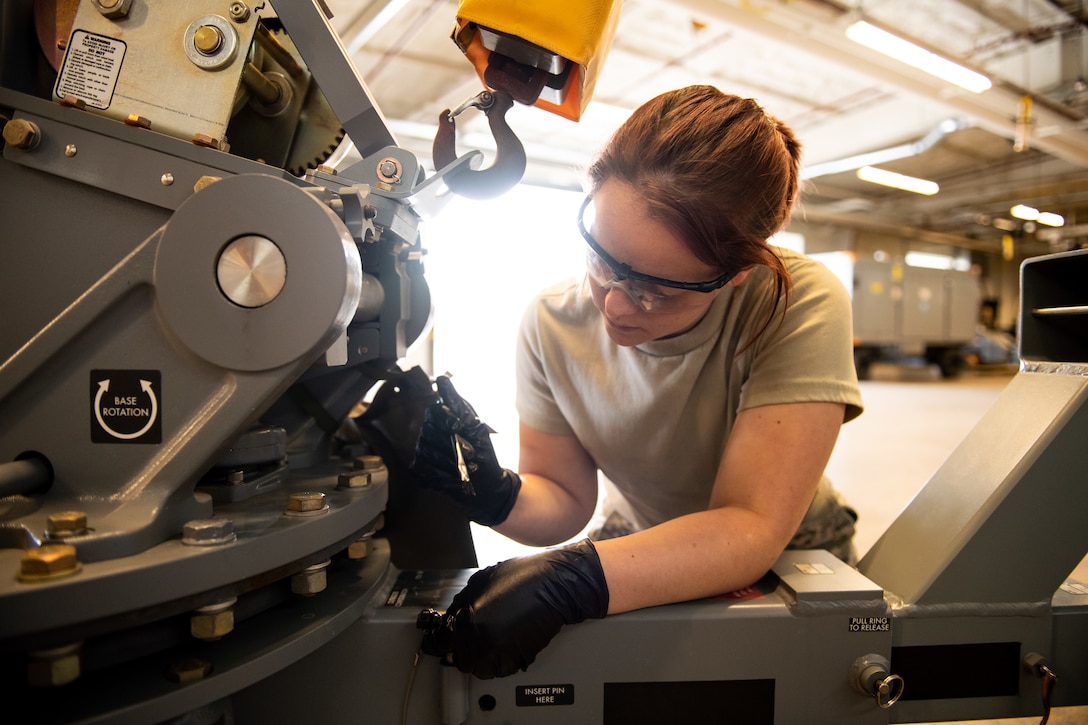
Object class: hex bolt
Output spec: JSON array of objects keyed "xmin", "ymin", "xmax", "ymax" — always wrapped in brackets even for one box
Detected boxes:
[
  {"xmin": 355, "ymin": 454, "xmax": 383, "ymax": 471},
  {"xmin": 161, "ymin": 173, "xmax": 174, "ymax": 186},
  {"xmin": 347, "ymin": 533, "xmax": 374, "ymax": 560},
  {"xmin": 285, "ymin": 491, "xmax": 327, "ymax": 516},
  {"xmin": 191, "ymin": 133, "xmax": 220, "ymax": 149},
  {"xmin": 94, "ymin": 0, "xmax": 133, "ymax": 19},
  {"xmin": 194, "ymin": 175, "xmax": 221, "ymax": 192},
  {"xmin": 27, "ymin": 643, "xmax": 82, "ymax": 687},
  {"xmin": 291, "ymin": 560, "xmax": 330, "ymax": 596},
  {"xmin": 165, "ymin": 657, "xmax": 213, "ymax": 683},
  {"xmin": 124, "ymin": 113, "xmax": 151, "ymax": 129},
  {"xmin": 182, "ymin": 518, "xmax": 236, "ymax": 546},
  {"xmin": 337, "ymin": 470, "xmax": 370, "ymax": 490},
  {"xmin": 228, "ymin": 2, "xmax": 251, "ymax": 22},
  {"xmin": 64, "ymin": 144, "xmax": 77, "ymax": 157},
  {"xmin": 19, "ymin": 544, "xmax": 82, "ymax": 582},
  {"xmin": 46, "ymin": 511, "xmax": 88, "ymax": 539},
  {"xmin": 2, "ymin": 118, "xmax": 41, "ymax": 150},
  {"xmin": 57, "ymin": 95, "xmax": 85, "ymax": 109},
  {"xmin": 191, "ymin": 598, "xmax": 236, "ymax": 641}
]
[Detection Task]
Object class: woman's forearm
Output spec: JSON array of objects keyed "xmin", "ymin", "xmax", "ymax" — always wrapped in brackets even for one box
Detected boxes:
[
  {"xmin": 494, "ymin": 472, "xmax": 596, "ymax": 546},
  {"xmin": 594, "ymin": 506, "xmax": 787, "ymax": 614}
]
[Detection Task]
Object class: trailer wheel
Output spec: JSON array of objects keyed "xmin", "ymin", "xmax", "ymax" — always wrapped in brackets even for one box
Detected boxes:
[
  {"xmin": 854, "ymin": 347, "xmax": 876, "ymax": 380},
  {"xmin": 927, "ymin": 346, "xmax": 964, "ymax": 378}
]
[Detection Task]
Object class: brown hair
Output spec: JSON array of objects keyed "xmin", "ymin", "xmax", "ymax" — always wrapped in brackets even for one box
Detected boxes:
[{"xmin": 585, "ymin": 85, "xmax": 800, "ymax": 336}]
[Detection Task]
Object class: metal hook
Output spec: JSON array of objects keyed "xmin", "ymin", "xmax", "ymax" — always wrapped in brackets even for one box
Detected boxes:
[{"xmin": 432, "ymin": 89, "xmax": 526, "ymax": 200}]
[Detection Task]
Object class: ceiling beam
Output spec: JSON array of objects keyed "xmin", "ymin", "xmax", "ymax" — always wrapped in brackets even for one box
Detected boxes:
[{"xmin": 668, "ymin": 0, "xmax": 1088, "ymax": 168}]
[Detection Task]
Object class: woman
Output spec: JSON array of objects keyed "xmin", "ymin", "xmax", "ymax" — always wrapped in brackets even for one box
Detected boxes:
[{"xmin": 410, "ymin": 85, "xmax": 864, "ymax": 679}]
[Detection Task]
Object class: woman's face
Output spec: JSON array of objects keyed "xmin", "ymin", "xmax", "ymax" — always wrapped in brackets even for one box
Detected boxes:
[{"xmin": 584, "ymin": 181, "xmax": 738, "ymax": 346}]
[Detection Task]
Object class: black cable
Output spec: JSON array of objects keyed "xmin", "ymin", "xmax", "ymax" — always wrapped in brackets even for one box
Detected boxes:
[{"xmin": 0, "ymin": 456, "xmax": 51, "ymax": 497}]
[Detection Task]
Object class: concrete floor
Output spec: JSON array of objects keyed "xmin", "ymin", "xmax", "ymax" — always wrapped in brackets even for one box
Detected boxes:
[{"xmin": 472, "ymin": 361, "xmax": 1088, "ymax": 724}]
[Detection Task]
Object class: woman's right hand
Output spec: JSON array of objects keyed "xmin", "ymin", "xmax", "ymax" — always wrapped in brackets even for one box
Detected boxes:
[{"xmin": 409, "ymin": 376, "xmax": 521, "ymax": 526}]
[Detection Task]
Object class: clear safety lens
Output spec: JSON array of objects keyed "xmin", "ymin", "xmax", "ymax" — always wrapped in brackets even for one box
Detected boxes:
[{"xmin": 585, "ymin": 248, "xmax": 673, "ymax": 312}]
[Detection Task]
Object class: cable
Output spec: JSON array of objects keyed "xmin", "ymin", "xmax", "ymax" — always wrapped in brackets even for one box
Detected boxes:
[
  {"xmin": 1038, "ymin": 663, "xmax": 1057, "ymax": 725},
  {"xmin": 401, "ymin": 648, "xmax": 422, "ymax": 725}
]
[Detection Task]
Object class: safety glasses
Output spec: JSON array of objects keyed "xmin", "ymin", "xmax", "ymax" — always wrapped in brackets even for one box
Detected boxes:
[{"xmin": 577, "ymin": 196, "xmax": 734, "ymax": 312}]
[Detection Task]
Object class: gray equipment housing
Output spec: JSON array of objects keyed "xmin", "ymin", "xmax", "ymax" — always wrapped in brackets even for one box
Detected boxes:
[{"xmin": 1, "ymin": 1, "xmax": 1086, "ymax": 723}]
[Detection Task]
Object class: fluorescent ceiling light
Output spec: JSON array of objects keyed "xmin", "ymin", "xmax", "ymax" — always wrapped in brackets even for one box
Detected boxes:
[
  {"xmin": 1010, "ymin": 204, "xmax": 1039, "ymax": 220},
  {"xmin": 846, "ymin": 20, "xmax": 992, "ymax": 94},
  {"xmin": 1009, "ymin": 205, "xmax": 1064, "ymax": 227},
  {"xmin": 905, "ymin": 251, "xmax": 970, "ymax": 271},
  {"xmin": 857, "ymin": 166, "xmax": 939, "ymax": 195}
]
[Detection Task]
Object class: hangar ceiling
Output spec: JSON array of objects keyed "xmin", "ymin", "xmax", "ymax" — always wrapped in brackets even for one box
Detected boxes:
[{"xmin": 326, "ymin": 0, "xmax": 1088, "ymax": 258}]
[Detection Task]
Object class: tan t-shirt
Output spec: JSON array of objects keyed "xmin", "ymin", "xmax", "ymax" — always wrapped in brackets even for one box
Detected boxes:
[{"xmin": 516, "ymin": 248, "xmax": 864, "ymax": 538}]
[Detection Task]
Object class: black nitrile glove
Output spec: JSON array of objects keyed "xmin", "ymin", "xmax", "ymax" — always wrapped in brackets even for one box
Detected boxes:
[
  {"xmin": 409, "ymin": 375, "xmax": 521, "ymax": 526},
  {"xmin": 420, "ymin": 538, "xmax": 609, "ymax": 679}
]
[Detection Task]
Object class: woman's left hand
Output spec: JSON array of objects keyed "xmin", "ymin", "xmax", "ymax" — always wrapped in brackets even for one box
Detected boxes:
[{"xmin": 421, "ymin": 539, "xmax": 609, "ymax": 679}]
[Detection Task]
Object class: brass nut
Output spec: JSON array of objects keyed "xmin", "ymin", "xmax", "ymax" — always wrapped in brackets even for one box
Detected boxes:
[
  {"xmin": 354, "ymin": 455, "xmax": 383, "ymax": 471},
  {"xmin": 337, "ymin": 471, "xmax": 370, "ymax": 489},
  {"xmin": 191, "ymin": 133, "xmax": 220, "ymax": 149},
  {"xmin": 228, "ymin": 2, "xmax": 251, "ymax": 22},
  {"xmin": 19, "ymin": 544, "xmax": 81, "ymax": 582},
  {"xmin": 46, "ymin": 511, "xmax": 88, "ymax": 539},
  {"xmin": 182, "ymin": 518, "xmax": 236, "ymax": 546},
  {"xmin": 193, "ymin": 175, "xmax": 221, "ymax": 192},
  {"xmin": 347, "ymin": 537, "xmax": 374, "ymax": 560},
  {"xmin": 291, "ymin": 561, "xmax": 330, "ymax": 596},
  {"xmin": 2, "ymin": 118, "xmax": 41, "ymax": 150},
  {"xmin": 286, "ymin": 491, "xmax": 327, "ymax": 514},
  {"xmin": 191, "ymin": 600, "xmax": 236, "ymax": 641},
  {"xmin": 351, "ymin": 455, "xmax": 388, "ymax": 487},
  {"xmin": 94, "ymin": 0, "xmax": 132, "ymax": 19},
  {"xmin": 57, "ymin": 94, "xmax": 86, "ymax": 109},
  {"xmin": 165, "ymin": 657, "xmax": 212, "ymax": 683},
  {"xmin": 27, "ymin": 643, "xmax": 81, "ymax": 687},
  {"xmin": 124, "ymin": 113, "xmax": 151, "ymax": 129}
]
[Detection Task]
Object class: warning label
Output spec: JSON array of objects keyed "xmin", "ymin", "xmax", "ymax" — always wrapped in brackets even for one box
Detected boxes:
[
  {"xmin": 55, "ymin": 30, "xmax": 126, "ymax": 110},
  {"xmin": 516, "ymin": 684, "xmax": 575, "ymax": 707},
  {"xmin": 90, "ymin": 370, "xmax": 162, "ymax": 444},
  {"xmin": 848, "ymin": 616, "xmax": 890, "ymax": 633}
]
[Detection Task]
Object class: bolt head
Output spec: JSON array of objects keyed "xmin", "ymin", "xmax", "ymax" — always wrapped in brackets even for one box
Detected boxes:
[
  {"xmin": 94, "ymin": 0, "xmax": 133, "ymax": 19},
  {"xmin": 229, "ymin": 2, "xmax": 251, "ymax": 22},
  {"xmin": 2, "ymin": 118, "xmax": 40, "ymax": 150},
  {"xmin": 191, "ymin": 609, "xmax": 234, "ymax": 640},
  {"xmin": 165, "ymin": 657, "xmax": 213, "ymax": 683},
  {"xmin": 287, "ymin": 491, "xmax": 327, "ymax": 512},
  {"xmin": 27, "ymin": 649, "xmax": 81, "ymax": 687},
  {"xmin": 19, "ymin": 544, "xmax": 80, "ymax": 581},
  {"xmin": 347, "ymin": 538, "xmax": 374, "ymax": 559},
  {"xmin": 337, "ymin": 471, "xmax": 370, "ymax": 489},
  {"xmin": 46, "ymin": 511, "xmax": 87, "ymax": 537},
  {"xmin": 292, "ymin": 569, "xmax": 327, "ymax": 596},
  {"xmin": 182, "ymin": 518, "xmax": 236, "ymax": 546}
]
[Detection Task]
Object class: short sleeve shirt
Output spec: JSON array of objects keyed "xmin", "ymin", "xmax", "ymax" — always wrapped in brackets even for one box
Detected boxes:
[{"xmin": 515, "ymin": 248, "xmax": 863, "ymax": 529}]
